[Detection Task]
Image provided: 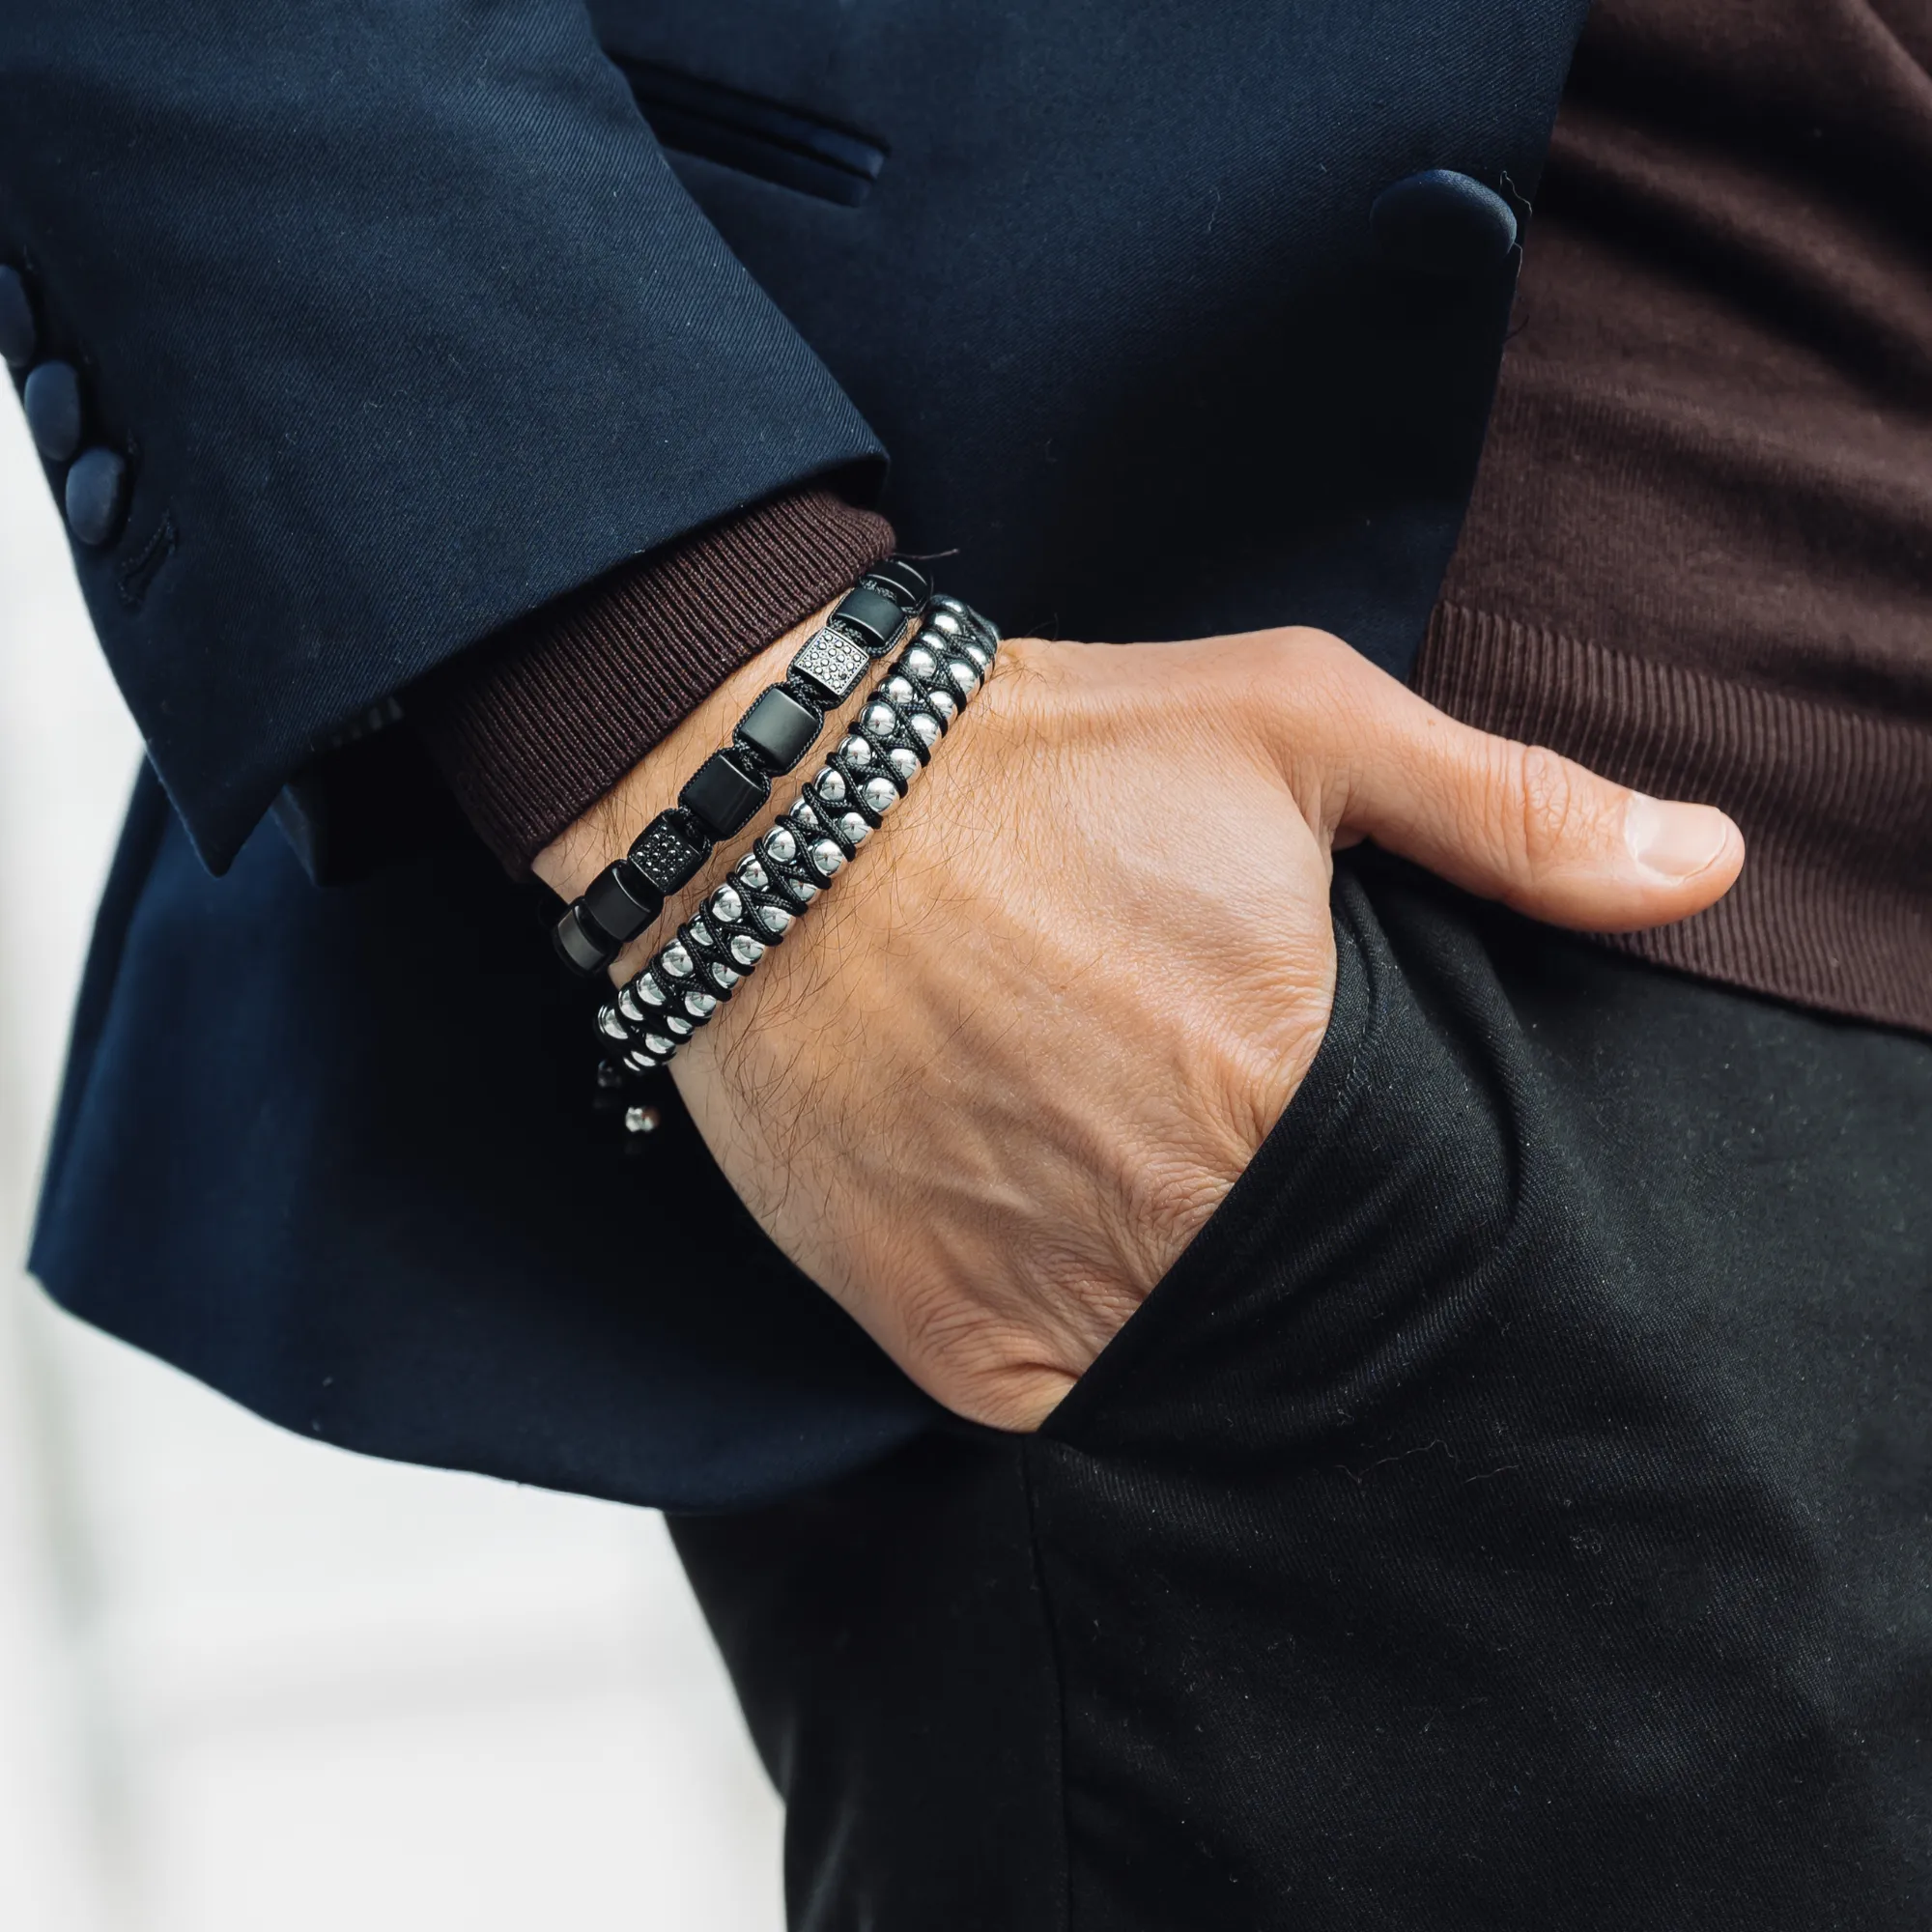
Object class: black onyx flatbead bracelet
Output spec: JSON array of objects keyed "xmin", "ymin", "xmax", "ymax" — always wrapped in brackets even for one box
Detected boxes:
[
  {"xmin": 594, "ymin": 596, "xmax": 999, "ymax": 1101},
  {"xmin": 554, "ymin": 556, "xmax": 935, "ymax": 976}
]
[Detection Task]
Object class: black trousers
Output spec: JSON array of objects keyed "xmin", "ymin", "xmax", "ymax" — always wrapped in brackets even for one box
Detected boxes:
[{"xmin": 672, "ymin": 859, "xmax": 1932, "ymax": 1930}]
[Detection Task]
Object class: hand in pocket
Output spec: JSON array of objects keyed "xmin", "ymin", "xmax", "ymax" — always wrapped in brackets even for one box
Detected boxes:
[{"xmin": 639, "ymin": 627, "xmax": 1742, "ymax": 1430}]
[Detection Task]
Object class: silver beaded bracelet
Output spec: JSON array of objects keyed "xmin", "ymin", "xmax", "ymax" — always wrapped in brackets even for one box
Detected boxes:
[{"xmin": 594, "ymin": 595, "xmax": 1000, "ymax": 1111}]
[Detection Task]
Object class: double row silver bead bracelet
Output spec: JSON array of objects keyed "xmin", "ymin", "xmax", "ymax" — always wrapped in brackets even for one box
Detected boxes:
[{"xmin": 594, "ymin": 594, "xmax": 1001, "ymax": 1121}]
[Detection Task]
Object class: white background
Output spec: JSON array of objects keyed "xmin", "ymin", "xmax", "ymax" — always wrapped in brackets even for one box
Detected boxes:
[{"xmin": 0, "ymin": 396, "xmax": 785, "ymax": 1930}]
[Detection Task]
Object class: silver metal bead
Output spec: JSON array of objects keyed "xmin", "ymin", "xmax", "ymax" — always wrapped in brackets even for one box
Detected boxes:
[
  {"xmin": 624, "ymin": 1105, "xmax": 661, "ymax": 1135},
  {"xmin": 737, "ymin": 855, "xmax": 769, "ymax": 891},
  {"xmin": 598, "ymin": 1008, "xmax": 630, "ymax": 1041},
  {"xmin": 817, "ymin": 767, "xmax": 847, "ymax": 803},
  {"xmin": 866, "ymin": 703, "xmax": 896, "ymax": 736},
  {"xmin": 790, "ymin": 877, "xmax": 820, "ymax": 903},
  {"xmin": 685, "ymin": 990, "xmax": 717, "ymax": 1019},
  {"xmin": 763, "ymin": 826, "xmax": 798, "ymax": 866},
  {"xmin": 928, "ymin": 609, "xmax": 961, "ymax": 637},
  {"xmin": 617, "ymin": 986, "xmax": 650, "ymax": 1025},
  {"xmin": 661, "ymin": 943, "xmax": 694, "ymax": 978},
  {"xmin": 962, "ymin": 639, "xmax": 990, "ymax": 668},
  {"xmin": 622, "ymin": 1052, "xmax": 658, "ymax": 1074},
  {"xmin": 710, "ymin": 884, "xmax": 743, "ymax": 924},
  {"xmin": 928, "ymin": 689, "xmax": 958, "ymax": 723},
  {"xmin": 757, "ymin": 904, "xmax": 794, "ymax": 937},
  {"xmin": 710, "ymin": 962, "xmax": 741, "ymax": 991},
  {"xmin": 810, "ymin": 838, "xmax": 846, "ymax": 877},
  {"xmin": 636, "ymin": 977, "xmax": 667, "ymax": 1008},
  {"xmin": 885, "ymin": 675, "xmax": 916, "ymax": 705},
  {"xmin": 948, "ymin": 658, "xmax": 980, "ymax": 696},
  {"xmin": 862, "ymin": 776, "xmax": 898, "ymax": 813},
  {"xmin": 664, "ymin": 1013, "xmax": 694, "ymax": 1038},
  {"xmin": 688, "ymin": 918, "xmax": 713, "ymax": 949},
  {"xmin": 791, "ymin": 797, "xmax": 821, "ymax": 829},
  {"xmin": 643, "ymin": 1032, "xmax": 675, "ymax": 1057},
  {"xmin": 905, "ymin": 645, "xmax": 939, "ymax": 682},
  {"xmin": 838, "ymin": 811, "xmax": 871, "ymax": 844},
  {"xmin": 907, "ymin": 712, "xmax": 941, "ymax": 748},
  {"xmin": 887, "ymin": 747, "xmax": 921, "ymax": 781},
  {"xmin": 840, "ymin": 735, "xmax": 872, "ymax": 768},
  {"xmin": 729, "ymin": 933, "xmax": 766, "ymax": 966}
]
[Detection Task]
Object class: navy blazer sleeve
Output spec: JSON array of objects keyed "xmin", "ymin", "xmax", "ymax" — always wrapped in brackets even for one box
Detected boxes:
[{"xmin": 0, "ymin": 2, "xmax": 884, "ymax": 870}]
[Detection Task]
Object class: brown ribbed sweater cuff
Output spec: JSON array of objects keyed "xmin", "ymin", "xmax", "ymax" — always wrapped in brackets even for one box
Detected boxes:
[
  {"xmin": 416, "ymin": 485, "xmax": 895, "ymax": 873},
  {"xmin": 1417, "ymin": 603, "xmax": 1932, "ymax": 1038}
]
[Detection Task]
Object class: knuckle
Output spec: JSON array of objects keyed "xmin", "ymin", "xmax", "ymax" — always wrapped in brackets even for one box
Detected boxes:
[{"xmin": 1513, "ymin": 743, "xmax": 1614, "ymax": 870}]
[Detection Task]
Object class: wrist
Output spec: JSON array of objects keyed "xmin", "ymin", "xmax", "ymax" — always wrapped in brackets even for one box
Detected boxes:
[{"xmin": 534, "ymin": 595, "xmax": 858, "ymax": 976}]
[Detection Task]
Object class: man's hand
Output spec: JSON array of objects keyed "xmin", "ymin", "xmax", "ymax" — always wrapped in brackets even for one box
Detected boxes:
[{"xmin": 540, "ymin": 625, "xmax": 1743, "ymax": 1432}]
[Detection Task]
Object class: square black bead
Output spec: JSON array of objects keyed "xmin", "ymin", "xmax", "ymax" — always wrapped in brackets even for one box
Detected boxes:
[
  {"xmin": 631, "ymin": 810, "xmax": 709, "ymax": 894},
  {"xmin": 554, "ymin": 901, "xmax": 614, "ymax": 975},
  {"xmin": 831, "ymin": 583, "xmax": 907, "ymax": 654},
  {"xmin": 789, "ymin": 624, "xmax": 871, "ymax": 703},
  {"xmin": 582, "ymin": 859, "xmax": 664, "ymax": 944},
  {"xmin": 680, "ymin": 750, "xmax": 769, "ymax": 839},
  {"xmin": 862, "ymin": 557, "xmax": 931, "ymax": 611},
  {"xmin": 735, "ymin": 684, "xmax": 821, "ymax": 774}
]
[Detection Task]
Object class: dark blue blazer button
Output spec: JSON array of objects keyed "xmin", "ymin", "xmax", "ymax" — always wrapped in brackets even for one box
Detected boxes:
[
  {"xmin": 1371, "ymin": 170, "xmax": 1519, "ymax": 278},
  {"xmin": 65, "ymin": 446, "xmax": 128, "ymax": 547},
  {"xmin": 23, "ymin": 360, "xmax": 83, "ymax": 463},
  {"xmin": 0, "ymin": 266, "xmax": 34, "ymax": 366}
]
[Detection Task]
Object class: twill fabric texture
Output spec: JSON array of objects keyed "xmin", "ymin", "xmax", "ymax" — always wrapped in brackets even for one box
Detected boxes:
[
  {"xmin": 673, "ymin": 858, "xmax": 1932, "ymax": 1930},
  {"xmin": 29, "ymin": 0, "xmax": 1595, "ymax": 1510}
]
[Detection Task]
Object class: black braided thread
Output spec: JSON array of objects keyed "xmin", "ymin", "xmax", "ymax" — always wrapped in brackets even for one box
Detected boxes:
[{"xmin": 596, "ymin": 598, "xmax": 1000, "ymax": 1089}]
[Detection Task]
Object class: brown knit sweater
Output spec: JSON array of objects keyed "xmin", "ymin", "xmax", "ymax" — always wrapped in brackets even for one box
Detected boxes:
[
  {"xmin": 1419, "ymin": 0, "xmax": 1932, "ymax": 1035},
  {"xmin": 415, "ymin": 484, "xmax": 894, "ymax": 872}
]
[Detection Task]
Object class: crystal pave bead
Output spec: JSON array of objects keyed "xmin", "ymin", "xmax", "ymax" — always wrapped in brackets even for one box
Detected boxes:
[
  {"xmin": 810, "ymin": 838, "xmax": 846, "ymax": 877},
  {"xmin": 730, "ymin": 933, "xmax": 765, "ymax": 967},
  {"xmin": 763, "ymin": 826, "xmax": 798, "ymax": 866},
  {"xmin": 862, "ymin": 776, "xmax": 898, "ymax": 813},
  {"xmin": 685, "ymin": 989, "xmax": 717, "ymax": 1019},
  {"xmin": 661, "ymin": 942, "xmax": 695, "ymax": 978},
  {"xmin": 710, "ymin": 884, "xmax": 743, "ymax": 924},
  {"xmin": 888, "ymin": 746, "xmax": 921, "ymax": 781}
]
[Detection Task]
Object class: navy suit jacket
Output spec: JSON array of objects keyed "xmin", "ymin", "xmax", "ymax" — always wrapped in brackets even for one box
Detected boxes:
[{"xmin": 15, "ymin": 0, "xmax": 1591, "ymax": 1511}]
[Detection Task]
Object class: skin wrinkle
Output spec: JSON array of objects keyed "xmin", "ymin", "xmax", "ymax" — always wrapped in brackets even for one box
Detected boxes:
[{"xmin": 541, "ymin": 624, "xmax": 1742, "ymax": 1431}]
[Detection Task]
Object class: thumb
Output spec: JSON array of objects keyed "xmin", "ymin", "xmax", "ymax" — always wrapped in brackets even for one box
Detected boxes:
[{"xmin": 1321, "ymin": 667, "xmax": 1744, "ymax": 934}]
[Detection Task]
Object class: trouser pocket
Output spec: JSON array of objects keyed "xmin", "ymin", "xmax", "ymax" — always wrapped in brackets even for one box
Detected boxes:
[{"xmin": 1026, "ymin": 855, "xmax": 1932, "ymax": 1931}]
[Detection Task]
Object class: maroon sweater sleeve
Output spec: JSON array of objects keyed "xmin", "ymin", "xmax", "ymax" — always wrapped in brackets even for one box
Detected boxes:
[{"xmin": 415, "ymin": 484, "xmax": 895, "ymax": 874}]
